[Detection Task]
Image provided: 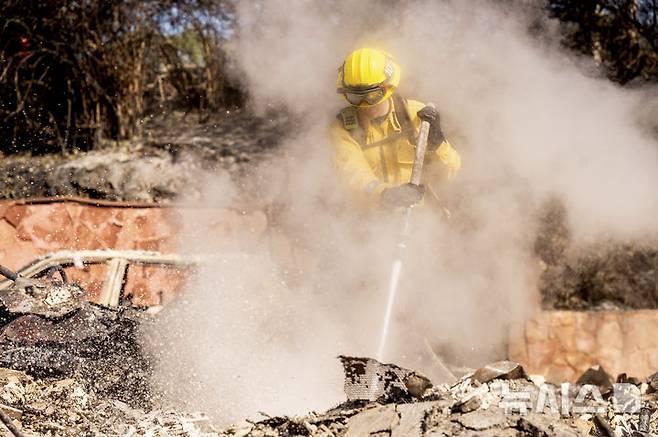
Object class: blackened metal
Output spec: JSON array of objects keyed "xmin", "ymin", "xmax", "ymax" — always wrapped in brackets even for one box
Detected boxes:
[
  {"xmin": 44, "ymin": 266, "xmax": 68, "ymax": 284},
  {"xmin": 593, "ymin": 414, "xmax": 615, "ymax": 437},
  {"xmin": 338, "ymin": 355, "xmax": 423, "ymax": 403},
  {"xmin": 0, "ymin": 265, "xmax": 17, "ymax": 282}
]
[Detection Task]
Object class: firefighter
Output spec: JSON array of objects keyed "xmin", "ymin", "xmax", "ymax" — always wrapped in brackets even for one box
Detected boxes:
[{"xmin": 330, "ymin": 48, "xmax": 461, "ymax": 208}]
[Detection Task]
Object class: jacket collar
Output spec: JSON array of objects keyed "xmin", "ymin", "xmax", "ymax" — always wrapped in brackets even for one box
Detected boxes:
[{"xmin": 369, "ymin": 98, "xmax": 402, "ymax": 133}]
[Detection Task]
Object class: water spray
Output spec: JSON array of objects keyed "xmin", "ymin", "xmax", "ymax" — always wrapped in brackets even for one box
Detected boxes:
[{"xmin": 376, "ymin": 104, "xmax": 433, "ymax": 362}]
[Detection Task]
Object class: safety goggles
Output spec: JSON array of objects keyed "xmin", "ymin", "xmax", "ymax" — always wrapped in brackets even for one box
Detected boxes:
[{"xmin": 340, "ymin": 86, "xmax": 387, "ymax": 106}]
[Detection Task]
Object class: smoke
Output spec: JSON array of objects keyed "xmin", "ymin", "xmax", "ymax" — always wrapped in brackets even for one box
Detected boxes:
[{"xmin": 146, "ymin": 0, "xmax": 658, "ymax": 426}]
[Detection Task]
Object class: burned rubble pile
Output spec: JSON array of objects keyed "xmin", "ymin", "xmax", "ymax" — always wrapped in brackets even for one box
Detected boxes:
[
  {"xmin": 0, "ymin": 271, "xmax": 149, "ymax": 406},
  {"xmin": 0, "ymin": 266, "xmax": 218, "ymax": 436},
  {"xmin": 227, "ymin": 358, "xmax": 658, "ymax": 437},
  {"xmin": 0, "ymin": 368, "xmax": 216, "ymax": 436},
  {"xmin": 0, "ymin": 262, "xmax": 658, "ymax": 436}
]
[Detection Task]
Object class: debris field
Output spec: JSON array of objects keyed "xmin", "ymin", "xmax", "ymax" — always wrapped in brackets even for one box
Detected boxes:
[{"xmin": 0, "ymin": 265, "xmax": 657, "ymax": 437}]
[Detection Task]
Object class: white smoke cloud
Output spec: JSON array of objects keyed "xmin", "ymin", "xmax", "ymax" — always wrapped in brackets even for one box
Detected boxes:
[{"xmin": 147, "ymin": 0, "xmax": 658, "ymax": 426}]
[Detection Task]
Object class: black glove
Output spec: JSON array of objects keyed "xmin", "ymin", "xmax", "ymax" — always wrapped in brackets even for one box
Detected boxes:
[
  {"xmin": 380, "ymin": 183, "xmax": 425, "ymax": 208},
  {"xmin": 417, "ymin": 105, "xmax": 445, "ymax": 152}
]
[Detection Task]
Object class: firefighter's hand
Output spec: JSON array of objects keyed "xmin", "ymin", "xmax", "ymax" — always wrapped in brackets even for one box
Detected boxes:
[
  {"xmin": 380, "ymin": 183, "xmax": 425, "ymax": 208},
  {"xmin": 417, "ymin": 106, "xmax": 445, "ymax": 152},
  {"xmin": 417, "ymin": 105, "xmax": 439, "ymax": 123}
]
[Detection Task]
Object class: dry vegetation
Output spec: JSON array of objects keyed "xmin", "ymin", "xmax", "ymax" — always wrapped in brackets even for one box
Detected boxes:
[
  {"xmin": 1, "ymin": 1, "xmax": 656, "ymax": 156},
  {"xmin": 0, "ymin": 0, "xmax": 241, "ymax": 154}
]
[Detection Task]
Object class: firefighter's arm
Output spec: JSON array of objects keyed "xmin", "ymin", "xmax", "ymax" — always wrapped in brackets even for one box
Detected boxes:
[
  {"xmin": 433, "ymin": 139, "xmax": 461, "ymax": 180},
  {"xmin": 408, "ymin": 99, "xmax": 461, "ymax": 180},
  {"xmin": 330, "ymin": 122, "xmax": 388, "ymax": 200}
]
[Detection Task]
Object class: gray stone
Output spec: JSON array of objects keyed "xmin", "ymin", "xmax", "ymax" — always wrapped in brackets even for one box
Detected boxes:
[
  {"xmin": 425, "ymin": 420, "xmax": 463, "ymax": 437},
  {"xmin": 345, "ymin": 404, "xmax": 399, "ymax": 437},
  {"xmin": 472, "ymin": 361, "xmax": 527, "ymax": 384},
  {"xmin": 516, "ymin": 413, "xmax": 582, "ymax": 437},
  {"xmin": 576, "ymin": 365, "xmax": 613, "ymax": 393},
  {"xmin": 454, "ymin": 408, "xmax": 508, "ymax": 431},
  {"xmin": 404, "ymin": 373, "xmax": 432, "ymax": 399},
  {"xmin": 392, "ymin": 402, "xmax": 437, "ymax": 437},
  {"xmin": 452, "ymin": 395, "xmax": 482, "ymax": 414}
]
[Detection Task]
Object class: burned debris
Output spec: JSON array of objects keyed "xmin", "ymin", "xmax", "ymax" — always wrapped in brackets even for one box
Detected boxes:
[
  {"xmin": 0, "ymin": 258, "xmax": 227, "ymax": 435},
  {"xmin": 0, "ymin": 303, "xmax": 150, "ymax": 404},
  {"xmin": 339, "ymin": 355, "xmax": 433, "ymax": 404},
  {"xmin": 1, "ymin": 258, "xmax": 658, "ymax": 436},
  {"xmin": 0, "ymin": 256, "xmax": 656, "ymax": 436},
  {"xmin": 0, "ymin": 367, "xmax": 216, "ymax": 436},
  {"xmin": 229, "ymin": 357, "xmax": 658, "ymax": 437},
  {"xmin": 471, "ymin": 361, "xmax": 528, "ymax": 385},
  {"xmin": 0, "ymin": 262, "xmax": 157, "ymax": 430}
]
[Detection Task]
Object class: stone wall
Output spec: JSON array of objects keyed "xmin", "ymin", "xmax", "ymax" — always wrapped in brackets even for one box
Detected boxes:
[
  {"xmin": 509, "ymin": 310, "xmax": 658, "ymax": 382},
  {"xmin": 0, "ymin": 199, "xmax": 267, "ymax": 306}
]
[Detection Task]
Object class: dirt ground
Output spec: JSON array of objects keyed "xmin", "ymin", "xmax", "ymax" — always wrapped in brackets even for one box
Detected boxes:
[{"xmin": 0, "ymin": 110, "xmax": 288, "ymax": 203}]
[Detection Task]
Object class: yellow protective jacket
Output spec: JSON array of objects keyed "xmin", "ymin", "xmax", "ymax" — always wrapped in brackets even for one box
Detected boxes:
[{"xmin": 329, "ymin": 95, "xmax": 461, "ymax": 204}]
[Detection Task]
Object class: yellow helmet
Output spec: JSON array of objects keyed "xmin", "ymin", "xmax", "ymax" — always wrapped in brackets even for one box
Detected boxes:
[{"xmin": 336, "ymin": 48, "xmax": 401, "ymax": 107}]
